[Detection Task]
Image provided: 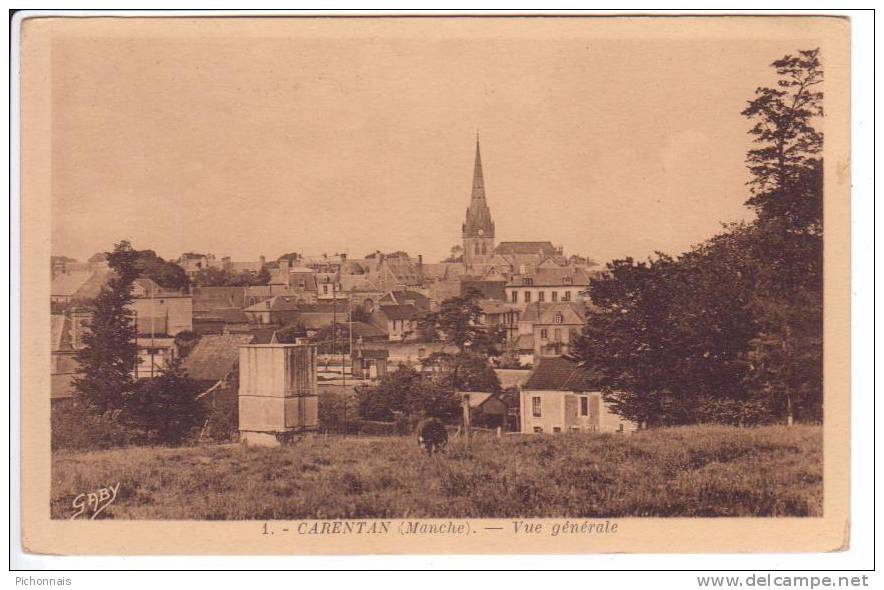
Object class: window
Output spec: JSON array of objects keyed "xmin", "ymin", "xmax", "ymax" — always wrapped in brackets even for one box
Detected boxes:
[
  {"xmin": 580, "ymin": 396, "xmax": 589, "ymax": 416},
  {"xmin": 523, "ymin": 277, "xmax": 533, "ymax": 286},
  {"xmin": 551, "ymin": 291, "xmax": 558, "ymax": 302},
  {"xmin": 532, "ymin": 396, "xmax": 542, "ymax": 417},
  {"xmin": 554, "ymin": 328, "xmax": 562, "ymax": 342},
  {"xmin": 533, "ymin": 426, "xmax": 543, "ymax": 433},
  {"xmin": 553, "ymin": 427, "xmax": 562, "ymax": 433},
  {"xmin": 563, "ymin": 276, "xmax": 573, "ymax": 285},
  {"xmin": 524, "ymin": 291, "xmax": 532, "ymax": 303},
  {"xmin": 538, "ymin": 291, "xmax": 545, "ymax": 302},
  {"xmin": 511, "ymin": 291, "xmax": 518, "ymax": 303},
  {"xmin": 563, "ymin": 291, "xmax": 571, "ymax": 301},
  {"xmin": 418, "ymin": 347, "xmax": 426, "ymax": 358},
  {"xmin": 617, "ymin": 424, "xmax": 625, "ymax": 433},
  {"xmin": 554, "ymin": 312, "xmax": 563, "ymax": 324},
  {"xmin": 540, "ymin": 328, "xmax": 548, "ymax": 340}
]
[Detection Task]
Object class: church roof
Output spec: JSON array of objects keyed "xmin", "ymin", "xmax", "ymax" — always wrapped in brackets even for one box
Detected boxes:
[{"xmin": 495, "ymin": 241, "xmax": 559, "ymax": 256}]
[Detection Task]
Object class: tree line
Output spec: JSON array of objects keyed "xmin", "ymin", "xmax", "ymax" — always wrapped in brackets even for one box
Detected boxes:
[{"xmin": 570, "ymin": 49, "xmax": 823, "ymax": 427}]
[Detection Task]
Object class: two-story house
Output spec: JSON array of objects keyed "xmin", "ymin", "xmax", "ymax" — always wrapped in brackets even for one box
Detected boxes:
[{"xmin": 520, "ymin": 357, "xmax": 636, "ymax": 434}]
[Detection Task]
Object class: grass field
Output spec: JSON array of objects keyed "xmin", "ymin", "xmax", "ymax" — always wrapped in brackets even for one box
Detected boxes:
[{"xmin": 51, "ymin": 425, "xmax": 822, "ymax": 519}]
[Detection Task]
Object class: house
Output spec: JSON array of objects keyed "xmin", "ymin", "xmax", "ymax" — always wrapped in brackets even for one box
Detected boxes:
[
  {"xmin": 243, "ymin": 296, "xmax": 306, "ymax": 325},
  {"xmin": 135, "ymin": 336, "xmax": 178, "ymax": 379},
  {"xmin": 505, "ymin": 266, "xmax": 592, "ymax": 309},
  {"xmin": 243, "ymin": 284, "xmax": 297, "ymax": 307},
  {"xmin": 129, "ymin": 278, "xmax": 193, "ymax": 336},
  {"xmin": 520, "ymin": 357, "xmax": 636, "ymax": 434},
  {"xmin": 461, "ymin": 391, "xmax": 508, "ymax": 428},
  {"xmin": 370, "ymin": 304, "xmax": 421, "ymax": 342},
  {"xmin": 518, "ymin": 301, "xmax": 587, "ymax": 362},
  {"xmin": 285, "ymin": 267, "xmax": 319, "ymax": 303}
]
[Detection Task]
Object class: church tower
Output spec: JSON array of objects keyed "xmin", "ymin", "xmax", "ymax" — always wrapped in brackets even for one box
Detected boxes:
[{"xmin": 462, "ymin": 136, "xmax": 495, "ymax": 268}]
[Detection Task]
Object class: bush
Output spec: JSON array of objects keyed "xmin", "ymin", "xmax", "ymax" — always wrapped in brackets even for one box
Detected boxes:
[
  {"xmin": 201, "ymin": 386, "xmax": 239, "ymax": 442},
  {"xmin": 318, "ymin": 388, "xmax": 359, "ymax": 434},
  {"xmin": 693, "ymin": 397, "xmax": 777, "ymax": 426},
  {"xmin": 123, "ymin": 363, "xmax": 207, "ymax": 445},
  {"xmin": 51, "ymin": 402, "xmax": 146, "ymax": 451}
]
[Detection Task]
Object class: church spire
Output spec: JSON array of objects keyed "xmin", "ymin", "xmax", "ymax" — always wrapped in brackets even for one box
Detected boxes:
[
  {"xmin": 472, "ymin": 133, "xmax": 485, "ymax": 199},
  {"xmin": 462, "ymin": 135, "xmax": 495, "ymax": 248}
]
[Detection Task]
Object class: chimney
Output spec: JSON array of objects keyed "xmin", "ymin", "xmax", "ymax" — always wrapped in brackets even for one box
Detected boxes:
[{"xmin": 259, "ymin": 255, "xmax": 266, "ymax": 267}]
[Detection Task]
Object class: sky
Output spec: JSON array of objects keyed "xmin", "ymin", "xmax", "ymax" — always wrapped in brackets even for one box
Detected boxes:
[{"xmin": 48, "ymin": 18, "xmax": 822, "ymax": 265}]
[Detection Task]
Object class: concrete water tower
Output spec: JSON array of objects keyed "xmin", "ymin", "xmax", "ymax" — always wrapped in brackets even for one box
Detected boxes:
[{"xmin": 238, "ymin": 343, "xmax": 319, "ymax": 446}]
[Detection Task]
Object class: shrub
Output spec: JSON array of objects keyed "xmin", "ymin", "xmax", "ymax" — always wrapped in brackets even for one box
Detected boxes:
[
  {"xmin": 201, "ymin": 386, "xmax": 239, "ymax": 442},
  {"xmin": 51, "ymin": 402, "xmax": 146, "ymax": 451},
  {"xmin": 123, "ymin": 363, "xmax": 207, "ymax": 445}
]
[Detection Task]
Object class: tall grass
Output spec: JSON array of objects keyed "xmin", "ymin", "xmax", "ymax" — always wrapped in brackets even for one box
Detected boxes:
[{"xmin": 51, "ymin": 424, "xmax": 822, "ymax": 519}]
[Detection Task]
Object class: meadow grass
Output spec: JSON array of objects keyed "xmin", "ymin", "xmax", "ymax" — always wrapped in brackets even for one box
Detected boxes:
[{"xmin": 51, "ymin": 424, "xmax": 822, "ymax": 519}]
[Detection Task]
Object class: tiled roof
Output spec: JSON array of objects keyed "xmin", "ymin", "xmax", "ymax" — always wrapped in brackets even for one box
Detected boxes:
[
  {"xmin": 350, "ymin": 321, "xmax": 387, "ymax": 339},
  {"xmin": 478, "ymin": 299, "xmax": 516, "ymax": 314},
  {"xmin": 182, "ymin": 334, "xmax": 255, "ymax": 382},
  {"xmin": 519, "ymin": 301, "xmax": 587, "ymax": 324},
  {"xmin": 193, "ymin": 286, "xmax": 247, "ymax": 311},
  {"xmin": 460, "ymin": 392, "xmax": 496, "ymax": 408},
  {"xmin": 517, "ymin": 333, "xmax": 534, "ymax": 351},
  {"xmin": 194, "ymin": 308, "xmax": 250, "ymax": 324},
  {"xmin": 380, "ymin": 290, "xmax": 430, "ymax": 310},
  {"xmin": 243, "ymin": 295, "xmax": 305, "ymax": 312},
  {"xmin": 51, "ymin": 315, "xmax": 71, "ymax": 351},
  {"xmin": 51, "ymin": 271, "xmax": 94, "ymax": 297},
  {"xmin": 506, "ymin": 267, "xmax": 592, "ymax": 287},
  {"xmin": 523, "ymin": 357, "xmax": 601, "ymax": 391},
  {"xmin": 495, "ymin": 241, "xmax": 558, "ymax": 256}
]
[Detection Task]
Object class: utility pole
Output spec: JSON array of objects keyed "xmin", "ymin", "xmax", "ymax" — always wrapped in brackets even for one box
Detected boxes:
[
  {"xmin": 341, "ymin": 288, "xmax": 348, "ymax": 386},
  {"xmin": 462, "ymin": 392, "xmax": 472, "ymax": 446},
  {"xmin": 149, "ymin": 285, "xmax": 156, "ymax": 379}
]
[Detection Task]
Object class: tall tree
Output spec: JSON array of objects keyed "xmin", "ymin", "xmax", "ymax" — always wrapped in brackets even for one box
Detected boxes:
[
  {"xmin": 73, "ymin": 241, "xmax": 140, "ymax": 414},
  {"xmin": 742, "ymin": 48, "xmax": 824, "ymax": 424},
  {"xmin": 742, "ymin": 48, "xmax": 823, "ymax": 229},
  {"xmin": 418, "ymin": 288, "xmax": 503, "ymax": 355}
]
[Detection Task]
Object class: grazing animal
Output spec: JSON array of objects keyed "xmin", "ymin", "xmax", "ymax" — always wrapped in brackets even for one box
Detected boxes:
[{"xmin": 416, "ymin": 417, "xmax": 448, "ymax": 455}]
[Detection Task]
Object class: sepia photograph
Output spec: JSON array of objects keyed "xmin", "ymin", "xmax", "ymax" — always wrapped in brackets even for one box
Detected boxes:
[{"xmin": 16, "ymin": 13, "xmax": 854, "ymax": 557}]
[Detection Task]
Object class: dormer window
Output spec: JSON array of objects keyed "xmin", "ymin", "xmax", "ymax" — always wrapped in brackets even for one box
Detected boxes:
[
  {"xmin": 523, "ymin": 277, "xmax": 533, "ymax": 286},
  {"xmin": 563, "ymin": 277, "xmax": 573, "ymax": 285},
  {"xmin": 554, "ymin": 312, "xmax": 563, "ymax": 324}
]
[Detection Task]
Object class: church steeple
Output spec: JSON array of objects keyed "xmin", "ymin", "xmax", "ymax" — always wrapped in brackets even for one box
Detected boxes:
[
  {"xmin": 472, "ymin": 134, "xmax": 485, "ymax": 198},
  {"xmin": 462, "ymin": 135, "xmax": 495, "ymax": 267}
]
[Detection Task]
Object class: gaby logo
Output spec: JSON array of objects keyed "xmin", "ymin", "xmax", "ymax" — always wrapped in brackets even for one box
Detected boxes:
[{"xmin": 70, "ymin": 483, "xmax": 120, "ymax": 520}]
